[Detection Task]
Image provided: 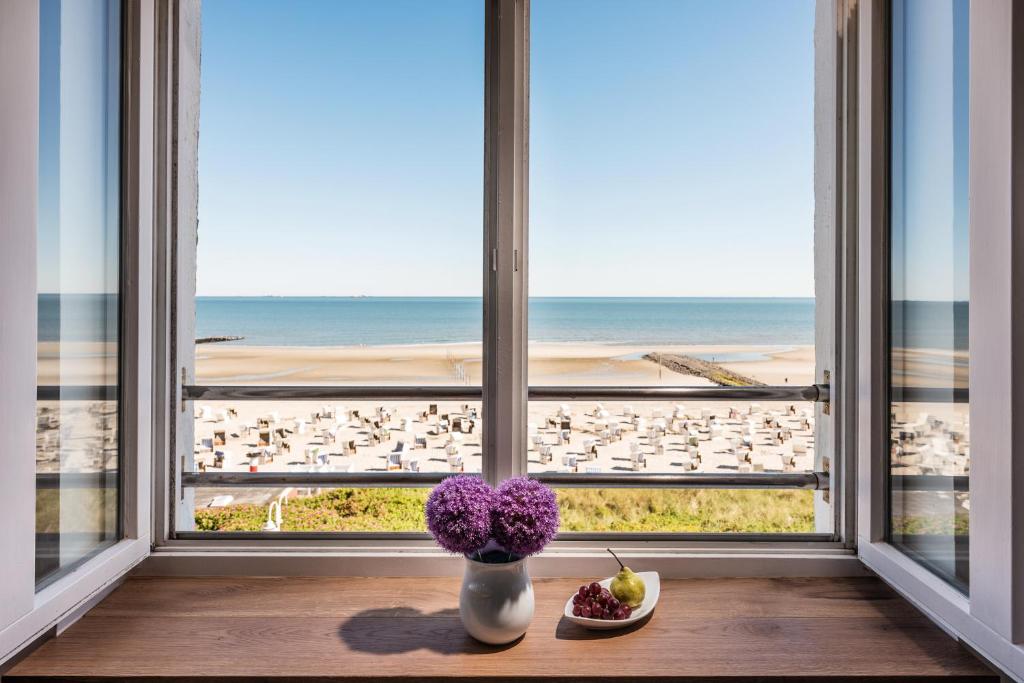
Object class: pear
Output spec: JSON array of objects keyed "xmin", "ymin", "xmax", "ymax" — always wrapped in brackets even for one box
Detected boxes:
[{"xmin": 607, "ymin": 548, "xmax": 645, "ymax": 608}]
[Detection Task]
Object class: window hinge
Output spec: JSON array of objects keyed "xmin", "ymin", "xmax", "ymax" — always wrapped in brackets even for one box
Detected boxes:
[
  {"xmin": 821, "ymin": 369, "xmax": 831, "ymax": 415},
  {"xmin": 820, "ymin": 456, "xmax": 831, "ymax": 503},
  {"xmin": 491, "ymin": 248, "xmax": 497, "ymax": 272},
  {"xmin": 181, "ymin": 367, "xmax": 188, "ymax": 413},
  {"xmin": 513, "ymin": 249, "xmax": 519, "ymax": 272}
]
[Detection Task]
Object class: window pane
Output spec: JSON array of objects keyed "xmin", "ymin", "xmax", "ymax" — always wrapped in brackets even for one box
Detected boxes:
[
  {"xmin": 36, "ymin": 0, "xmax": 122, "ymax": 587},
  {"xmin": 888, "ymin": 0, "xmax": 970, "ymax": 591},
  {"xmin": 529, "ymin": 0, "xmax": 817, "ymax": 531},
  {"xmin": 185, "ymin": 1, "xmax": 484, "ymax": 530}
]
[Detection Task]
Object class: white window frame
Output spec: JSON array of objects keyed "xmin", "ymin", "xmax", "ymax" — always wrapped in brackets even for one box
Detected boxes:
[
  {"xmin": 0, "ymin": 0, "xmax": 156, "ymax": 665},
  {"xmin": 143, "ymin": 0, "xmax": 864, "ymax": 575},
  {"xmin": 855, "ymin": 0, "xmax": 1024, "ymax": 678}
]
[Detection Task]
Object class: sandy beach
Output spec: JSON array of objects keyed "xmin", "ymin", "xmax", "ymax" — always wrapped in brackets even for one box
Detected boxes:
[{"xmin": 189, "ymin": 343, "xmax": 818, "ymax": 507}]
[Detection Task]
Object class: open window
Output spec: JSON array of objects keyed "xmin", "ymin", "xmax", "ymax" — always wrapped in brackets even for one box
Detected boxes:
[
  {"xmin": 855, "ymin": 0, "xmax": 1024, "ymax": 676},
  {"xmin": 158, "ymin": 0, "xmax": 847, "ymax": 548},
  {"xmin": 0, "ymin": 0, "xmax": 153, "ymax": 662}
]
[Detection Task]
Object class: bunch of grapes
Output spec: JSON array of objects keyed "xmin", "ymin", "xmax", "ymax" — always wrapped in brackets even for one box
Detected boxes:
[{"xmin": 571, "ymin": 582, "xmax": 632, "ymax": 620}]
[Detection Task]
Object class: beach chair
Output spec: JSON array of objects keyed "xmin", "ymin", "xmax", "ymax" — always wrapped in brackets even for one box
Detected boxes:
[
  {"xmin": 414, "ymin": 435, "xmax": 428, "ymax": 449},
  {"xmin": 539, "ymin": 445, "xmax": 552, "ymax": 464},
  {"xmin": 386, "ymin": 452, "xmax": 402, "ymax": 471},
  {"xmin": 448, "ymin": 455, "xmax": 464, "ymax": 472}
]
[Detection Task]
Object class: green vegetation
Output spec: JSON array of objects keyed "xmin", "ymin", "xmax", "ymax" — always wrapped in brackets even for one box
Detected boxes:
[
  {"xmin": 194, "ymin": 487, "xmax": 816, "ymax": 533},
  {"xmin": 892, "ymin": 513, "xmax": 970, "ymax": 537}
]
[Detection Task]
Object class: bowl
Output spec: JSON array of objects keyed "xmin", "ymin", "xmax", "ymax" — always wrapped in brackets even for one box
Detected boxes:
[{"xmin": 562, "ymin": 571, "xmax": 660, "ymax": 630}]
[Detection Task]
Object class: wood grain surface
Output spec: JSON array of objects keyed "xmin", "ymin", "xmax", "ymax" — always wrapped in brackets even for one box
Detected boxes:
[{"xmin": 6, "ymin": 576, "xmax": 996, "ymax": 681}]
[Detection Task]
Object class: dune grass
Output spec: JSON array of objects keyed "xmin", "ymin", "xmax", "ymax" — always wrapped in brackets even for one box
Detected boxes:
[{"xmin": 194, "ymin": 487, "xmax": 816, "ymax": 534}]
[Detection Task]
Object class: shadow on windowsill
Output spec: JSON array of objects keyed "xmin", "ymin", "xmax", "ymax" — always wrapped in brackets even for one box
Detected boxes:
[
  {"xmin": 554, "ymin": 612, "xmax": 654, "ymax": 640},
  {"xmin": 337, "ymin": 607, "xmax": 521, "ymax": 655}
]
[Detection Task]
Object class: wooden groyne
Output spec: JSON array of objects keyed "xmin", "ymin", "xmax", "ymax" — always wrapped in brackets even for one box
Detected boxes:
[
  {"xmin": 195, "ymin": 336, "xmax": 244, "ymax": 344},
  {"xmin": 643, "ymin": 353, "xmax": 765, "ymax": 387}
]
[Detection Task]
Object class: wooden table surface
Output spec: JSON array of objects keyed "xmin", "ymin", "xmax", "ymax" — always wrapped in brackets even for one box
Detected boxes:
[{"xmin": 6, "ymin": 576, "xmax": 995, "ymax": 681}]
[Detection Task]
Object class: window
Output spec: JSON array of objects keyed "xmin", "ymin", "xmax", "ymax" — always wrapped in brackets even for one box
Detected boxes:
[
  {"xmin": 179, "ymin": 0, "xmax": 484, "ymax": 533},
  {"xmin": 527, "ymin": 0, "xmax": 824, "ymax": 534},
  {"xmin": 887, "ymin": 0, "xmax": 970, "ymax": 591},
  {"xmin": 36, "ymin": 0, "xmax": 123, "ymax": 586},
  {"xmin": 171, "ymin": 0, "xmax": 836, "ymax": 539}
]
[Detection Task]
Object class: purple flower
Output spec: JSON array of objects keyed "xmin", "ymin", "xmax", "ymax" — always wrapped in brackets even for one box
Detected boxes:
[
  {"xmin": 425, "ymin": 475, "xmax": 495, "ymax": 555},
  {"xmin": 491, "ymin": 477, "xmax": 560, "ymax": 556}
]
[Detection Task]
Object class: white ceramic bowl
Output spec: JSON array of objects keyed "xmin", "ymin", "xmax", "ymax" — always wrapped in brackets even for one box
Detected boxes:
[{"xmin": 562, "ymin": 571, "xmax": 660, "ymax": 630}]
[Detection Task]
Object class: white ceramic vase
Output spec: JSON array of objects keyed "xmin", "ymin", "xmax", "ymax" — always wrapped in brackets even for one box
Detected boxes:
[{"xmin": 459, "ymin": 554, "xmax": 535, "ymax": 645}]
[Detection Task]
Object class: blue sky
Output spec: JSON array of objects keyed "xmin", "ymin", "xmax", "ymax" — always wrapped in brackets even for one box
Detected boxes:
[{"xmin": 196, "ymin": 0, "xmax": 816, "ymax": 297}]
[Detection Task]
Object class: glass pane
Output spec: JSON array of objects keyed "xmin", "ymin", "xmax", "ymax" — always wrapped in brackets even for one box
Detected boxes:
[
  {"xmin": 888, "ymin": 0, "xmax": 970, "ymax": 591},
  {"xmin": 186, "ymin": 0, "xmax": 484, "ymax": 533},
  {"xmin": 528, "ymin": 0, "xmax": 818, "ymax": 531},
  {"xmin": 36, "ymin": 0, "xmax": 123, "ymax": 587},
  {"xmin": 194, "ymin": 0, "xmax": 483, "ymax": 383}
]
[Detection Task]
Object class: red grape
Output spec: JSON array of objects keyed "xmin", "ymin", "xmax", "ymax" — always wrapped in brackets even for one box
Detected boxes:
[
  {"xmin": 589, "ymin": 582, "xmax": 601, "ymax": 596},
  {"xmin": 580, "ymin": 605, "xmax": 592, "ymax": 618},
  {"xmin": 622, "ymin": 604, "xmax": 632, "ymax": 617},
  {"xmin": 578, "ymin": 586, "xmax": 588, "ymax": 599},
  {"xmin": 613, "ymin": 608, "xmax": 626, "ymax": 620},
  {"xmin": 572, "ymin": 604, "xmax": 582, "ymax": 617},
  {"xmin": 607, "ymin": 597, "xmax": 620, "ymax": 611}
]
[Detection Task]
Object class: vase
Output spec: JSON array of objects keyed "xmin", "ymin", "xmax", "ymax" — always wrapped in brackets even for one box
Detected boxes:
[{"xmin": 459, "ymin": 554, "xmax": 535, "ymax": 645}]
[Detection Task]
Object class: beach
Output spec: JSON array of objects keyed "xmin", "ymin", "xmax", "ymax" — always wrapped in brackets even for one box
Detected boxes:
[{"xmin": 190, "ymin": 343, "xmax": 818, "ymax": 507}]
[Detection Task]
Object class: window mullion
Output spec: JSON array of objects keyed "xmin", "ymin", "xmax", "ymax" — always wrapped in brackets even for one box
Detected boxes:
[{"xmin": 483, "ymin": 0, "xmax": 529, "ymax": 486}]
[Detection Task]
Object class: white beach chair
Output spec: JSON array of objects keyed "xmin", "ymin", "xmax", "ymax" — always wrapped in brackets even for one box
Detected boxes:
[{"xmin": 386, "ymin": 452, "xmax": 402, "ymax": 471}]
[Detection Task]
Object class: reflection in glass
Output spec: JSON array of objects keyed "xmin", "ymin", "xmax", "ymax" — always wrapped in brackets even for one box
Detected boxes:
[
  {"xmin": 889, "ymin": 0, "xmax": 969, "ymax": 591},
  {"xmin": 36, "ymin": 0, "xmax": 122, "ymax": 587}
]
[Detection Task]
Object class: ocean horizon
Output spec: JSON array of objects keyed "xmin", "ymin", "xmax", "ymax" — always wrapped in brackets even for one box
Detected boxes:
[{"xmin": 193, "ymin": 296, "xmax": 815, "ymax": 347}]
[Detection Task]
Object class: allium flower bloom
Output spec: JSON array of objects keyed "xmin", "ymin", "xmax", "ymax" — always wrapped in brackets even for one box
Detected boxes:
[
  {"xmin": 491, "ymin": 477, "xmax": 560, "ymax": 557},
  {"xmin": 425, "ymin": 475, "xmax": 495, "ymax": 555}
]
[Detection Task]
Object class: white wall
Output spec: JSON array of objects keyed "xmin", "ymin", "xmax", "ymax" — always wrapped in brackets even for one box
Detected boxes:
[{"xmin": 0, "ymin": 0, "xmax": 41, "ymax": 643}]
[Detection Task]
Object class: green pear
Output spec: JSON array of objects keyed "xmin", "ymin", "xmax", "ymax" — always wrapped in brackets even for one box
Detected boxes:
[{"xmin": 607, "ymin": 548, "xmax": 645, "ymax": 608}]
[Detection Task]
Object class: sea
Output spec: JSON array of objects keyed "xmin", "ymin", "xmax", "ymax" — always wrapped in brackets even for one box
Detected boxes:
[
  {"xmin": 192, "ymin": 297, "xmax": 815, "ymax": 347},
  {"xmin": 38, "ymin": 295, "xmax": 973, "ymax": 351}
]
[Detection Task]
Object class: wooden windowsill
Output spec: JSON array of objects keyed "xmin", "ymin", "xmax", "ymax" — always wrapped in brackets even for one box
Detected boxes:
[{"xmin": 6, "ymin": 575, "xmax": 995, "ymax": 681}]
